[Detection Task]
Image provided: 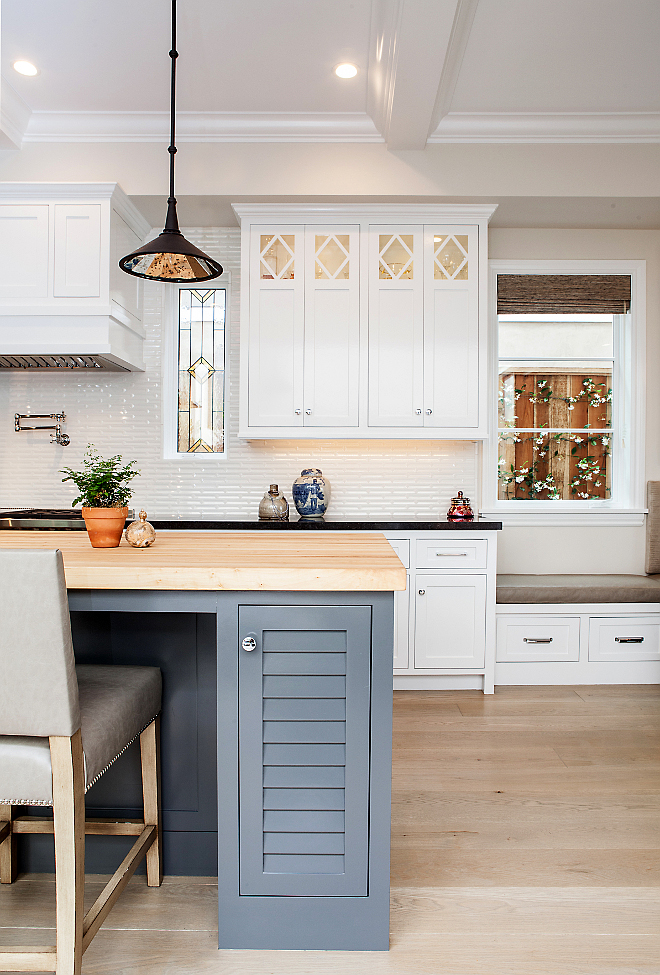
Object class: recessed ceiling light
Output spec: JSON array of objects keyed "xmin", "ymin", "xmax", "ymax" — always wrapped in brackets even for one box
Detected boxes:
[
  {"xmin": 13, "ymin": 60, "xmax": 38, "ymax": 77},
  {"xmin": 335, "ymin": 63, "xmax": 358, "ymax": 79}
]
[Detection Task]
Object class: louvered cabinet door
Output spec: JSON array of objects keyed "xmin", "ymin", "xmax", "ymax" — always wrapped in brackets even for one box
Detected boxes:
[{"xmin": 238, "ymin": 604, "xmax": 371, "ymax": 896}]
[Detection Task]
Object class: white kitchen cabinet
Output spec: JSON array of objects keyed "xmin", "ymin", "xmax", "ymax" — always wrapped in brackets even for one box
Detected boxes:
[
  {"xmin": 385, "ymin": 528, "xmax": 499, "ymax": 693},
  {"xmin": 495, "ymin": 605, "xmax": 660, "ymax": 685},
  {"xmin": 53, "ymin": 204, "xmax": 101, "ymax": 297},
  {"xmin": 0, "ymin": 205, "xmax": 49, "ymax": 298},
  {"xmin": 496, "ymin": 615, "xmax": 581, "ymax": 662},
  {"xmin": 368, "ymin": 226, "xmax": 424, "ymax": 427},
  {"xmin": 368, "ymin": 225, "xmax": 479, "ymax": 430},
  {"xmin": 246, "ymin": 225, "xmax": 360, "ymax": 429},
  {"xmin": 234, "ymin": 205, "xmax": 496, "ymax": 439},
  {"xmin": 414, "ymin": 574, "xmax": 486, "ymax": 669},
  {"xmin": 0, "ymin": 183, "xmax": 151, "ymax": 371}
]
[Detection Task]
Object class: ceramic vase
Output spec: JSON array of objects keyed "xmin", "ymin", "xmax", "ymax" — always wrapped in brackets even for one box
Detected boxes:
[
  {"xmin": 292, "ymin": 469, "xmax": 330, "ymax": 520},
  {"xmin": 82, "ymin": 506, "xmax": 129, "ymax": 547}
]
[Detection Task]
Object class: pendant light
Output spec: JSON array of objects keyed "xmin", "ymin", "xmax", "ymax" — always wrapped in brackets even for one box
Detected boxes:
[{"xmin": 119, "ymin": 0, "xmax": 222, "ymax": 283}]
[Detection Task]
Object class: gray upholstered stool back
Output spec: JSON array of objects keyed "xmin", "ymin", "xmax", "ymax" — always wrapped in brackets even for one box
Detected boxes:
[
  {"xmin": 646, "ymin": 483, "xmax": 660, "ymax": 574},
  {"xmin": 0, "ymin": 549, "xmax": 81, "ymax": 737}
]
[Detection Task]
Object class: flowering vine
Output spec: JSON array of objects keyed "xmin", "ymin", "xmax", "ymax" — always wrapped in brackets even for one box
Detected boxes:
[
  {"xmin": 499, "ymin": 376, "xmax": 612, "ymax": 428},
  {"xmin": 498, "ymin": 431, "xmax": 611, "ymax": 501}
]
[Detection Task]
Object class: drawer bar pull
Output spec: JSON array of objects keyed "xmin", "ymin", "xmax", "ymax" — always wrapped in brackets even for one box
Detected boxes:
[
  {"xmin": 615, "ymin": 636, "xmax": 644, "ymax": 643},
  {"xmin": 523, "ymin": 637, "xmax": 553, "ymax": 644},
  {"xmin": 436, "ymin": 552, "xmax": 468, "ymax": 557}
]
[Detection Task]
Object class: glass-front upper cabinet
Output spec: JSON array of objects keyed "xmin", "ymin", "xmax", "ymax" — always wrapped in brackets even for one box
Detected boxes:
[
  {"xmin": 368, "ymin": 225, "xmax": 479, "ymax": 429},
  {"xmin": 235, "ymin": 205, "xmax": 495, "ymax": 440},
  {"xmin": 247, "ymin": 226, "xmax": 360, "ymax": 430}
]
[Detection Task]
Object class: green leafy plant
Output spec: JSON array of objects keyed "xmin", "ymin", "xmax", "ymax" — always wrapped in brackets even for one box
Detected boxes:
[{"xmin": 61, "ymin": 445, "xmax": 139, "ymax": 508}]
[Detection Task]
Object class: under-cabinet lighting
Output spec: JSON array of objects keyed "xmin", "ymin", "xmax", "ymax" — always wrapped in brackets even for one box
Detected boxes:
[{"xmin": 335, "ymin": 63, "xmax": 358, "ymax": 79}]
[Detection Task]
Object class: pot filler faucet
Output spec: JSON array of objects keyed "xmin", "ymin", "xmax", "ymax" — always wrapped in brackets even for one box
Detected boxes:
[{"xmin": 15, "ymin": 412, "xmax": 70, "ymax": 446}]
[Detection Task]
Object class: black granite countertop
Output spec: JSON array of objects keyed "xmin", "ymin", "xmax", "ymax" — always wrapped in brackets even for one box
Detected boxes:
[{"xmin": 150, "ymin": 519, "xmax": 503, "ymax": 531}]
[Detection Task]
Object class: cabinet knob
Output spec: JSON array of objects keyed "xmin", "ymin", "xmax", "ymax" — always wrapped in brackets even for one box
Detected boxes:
[
  {"xmin": 305, "ymin": 409, "xmax": 312, "ymax": 415},
  {"xmin": 418, "ymin": 589, "xmax": 425, "ymax": 596},
  {"xmin": 294, "ymin": 409, "xmax": 302, "ymax": 415},
  {"xmin": 425, "ymin": 408, "xmax": 433, "ymax": 415},
  {"xmin": 241, "ymin": 636, "xmax": 257, "ymax": 652},
  {"xmin": 415, "ymin": 408, "xmax": 422, "ymax": 415}
]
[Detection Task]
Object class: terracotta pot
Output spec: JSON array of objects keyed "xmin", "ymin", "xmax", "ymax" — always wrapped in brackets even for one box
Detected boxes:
[{"xmin": 82, "ymin": 506, "xmax": 128, "ymax": 548}]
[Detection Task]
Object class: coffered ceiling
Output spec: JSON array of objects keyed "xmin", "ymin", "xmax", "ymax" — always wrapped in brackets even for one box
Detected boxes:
[{"xmin": 2, "ymin": 0, "xmax": 659, "ymax": 150}]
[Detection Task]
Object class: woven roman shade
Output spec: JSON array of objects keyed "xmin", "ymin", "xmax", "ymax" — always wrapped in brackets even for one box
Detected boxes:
[{"xmin": 497, "ymin": 275, "xmax": 631, "ymax": 314}]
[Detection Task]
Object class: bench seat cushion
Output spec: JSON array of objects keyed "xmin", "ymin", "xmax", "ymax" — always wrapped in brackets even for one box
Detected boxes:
[
  {"xmin": 496, "ymin": 574, "xmax": 660, "ymax": 604},
  {"xmin": 0, "ymin": 665, "xmax": 161, "ymax": 805}
]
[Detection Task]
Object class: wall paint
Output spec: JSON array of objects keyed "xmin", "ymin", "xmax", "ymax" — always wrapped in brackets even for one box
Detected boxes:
[
  {"xmin": 0, "ymin": 227, "xmax": 477, "ymax": 520},
  {"xmin": 490, "ymin": 228, "xmax": 660, "ymax": 574},
  {"xmin": 2, "ymin": 142, "xmax": 660, "ymax": 198}
]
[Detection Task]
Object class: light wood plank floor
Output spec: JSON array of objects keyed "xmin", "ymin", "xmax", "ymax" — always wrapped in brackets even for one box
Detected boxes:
[{"xmin": 2, "ymin": 685, "xmax": 659, "ymax": 974}]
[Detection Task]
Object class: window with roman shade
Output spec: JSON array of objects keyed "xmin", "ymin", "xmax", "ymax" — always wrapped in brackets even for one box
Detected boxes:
[{"xmin": 483, "ymin": 262, "xmax": 645, "ymax": 525}]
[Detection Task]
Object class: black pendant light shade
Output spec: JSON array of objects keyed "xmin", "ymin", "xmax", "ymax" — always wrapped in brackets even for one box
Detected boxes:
[
  {"xmin": 119, "ymin": 201, "xmax": 223, "ymax": 282},
  {"xmin": 120, "ymin": 0, "xmax": 222, "ymax": 284}
]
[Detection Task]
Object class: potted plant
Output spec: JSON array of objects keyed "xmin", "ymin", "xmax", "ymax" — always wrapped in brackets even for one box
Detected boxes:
[{"xmin": 61, "ymin": 445, "xmax": 140, "ymax": 548}]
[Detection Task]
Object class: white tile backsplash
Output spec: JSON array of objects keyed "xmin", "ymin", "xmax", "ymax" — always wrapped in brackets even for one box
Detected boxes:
[{"xmin": 0, "ymin": 227, "xmax": 478, "ymax": 520}]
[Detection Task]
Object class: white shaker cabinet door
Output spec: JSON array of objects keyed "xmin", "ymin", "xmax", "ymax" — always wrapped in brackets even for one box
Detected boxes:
[
  {"xmin": 303, "ymin": 227, "xmax": 359, "ymax": 427},
  {"xmin": 423, "ymin": 226, "xmax": 479, "ymax": 428},
  {"xmin": 53, "ymin": 204, "xmax": 101, "ymax": 298},
  {"xmin": 0, "ymin": 205, "xmax": 49, "ymax": 298},
  {"xmin": 248, "ymin": 228, "xmax": 304, "ymax": 427},
  {"xmin": 414, "ymin": 574, "xmax": 486, "ymax": 669},
  {"xmin": 368, "ymin": 227, "xmax": 424, "ymax": 427}
]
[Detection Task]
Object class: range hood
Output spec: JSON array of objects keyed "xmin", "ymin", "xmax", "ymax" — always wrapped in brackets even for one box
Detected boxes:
[
  {"xmin": 0, "ymin": 183, "xmax": 151, "ymax": 372},
  {"xmin": 0, "ymin": 354, "xmax": 128, "ymax": 371}
]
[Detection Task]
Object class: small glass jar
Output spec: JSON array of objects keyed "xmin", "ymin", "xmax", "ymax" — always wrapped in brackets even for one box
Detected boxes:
[
  {"xmin": 258, "ymin": 484, "xmax": 289, "ymax": 521},
  {"xmin": 124, "ymin": 509, "xmax": 157, "ymax": 547},
  {"xmin": 447, "ymin": 491, "xmax": 474, "ymax": 522}
]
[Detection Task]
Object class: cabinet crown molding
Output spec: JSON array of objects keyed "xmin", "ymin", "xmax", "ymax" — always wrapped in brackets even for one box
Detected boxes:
[{"xmin": 232, "ymin": 203, "xmax": 499, "ymax": 225}]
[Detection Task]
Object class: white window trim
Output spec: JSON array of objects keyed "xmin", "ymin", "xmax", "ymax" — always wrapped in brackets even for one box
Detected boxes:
[
  {"xmin": 481, "ymin": 259, "xmax": 646, "ymax": 527},
  {"xmin": 162, "ymin": 274, "xmax": 231, "ymax": 460}
]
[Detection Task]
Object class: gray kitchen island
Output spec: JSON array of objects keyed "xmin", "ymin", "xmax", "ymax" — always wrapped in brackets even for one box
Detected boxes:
[{"xmin": 0, "ymin": 531, "xmax": 405, "ymax": 950}]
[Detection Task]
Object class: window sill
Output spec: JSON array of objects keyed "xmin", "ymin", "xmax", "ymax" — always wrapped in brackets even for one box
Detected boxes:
[{"xmin": 479, "ymin": 508, "xmax": 646, "ymax": 527}]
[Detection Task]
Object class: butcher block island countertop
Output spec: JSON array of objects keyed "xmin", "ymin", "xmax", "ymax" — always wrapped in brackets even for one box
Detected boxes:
[{"xmin": 0, "ymin": 530, "xmax": 407, "ymax": 591}]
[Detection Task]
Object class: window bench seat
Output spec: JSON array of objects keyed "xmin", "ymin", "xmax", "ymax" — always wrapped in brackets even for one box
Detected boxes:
[
  {"xmin": 493, "ymin": 484, "xmax": 660, "ymax": 684},
  {"xmin": 496, "ymin": 574, "xmax": 660, "ymax": 604}
]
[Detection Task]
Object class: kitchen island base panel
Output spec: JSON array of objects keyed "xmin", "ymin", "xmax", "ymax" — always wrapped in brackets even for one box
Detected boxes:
[{"xmin": 216, "ymin": 590, "xmax": 394, "ymax": 951}]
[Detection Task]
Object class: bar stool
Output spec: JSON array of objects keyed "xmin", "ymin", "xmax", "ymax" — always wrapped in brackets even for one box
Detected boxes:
[{"xmin": 0, "ymin": 549, "xmax": 162, "ymax": 975}]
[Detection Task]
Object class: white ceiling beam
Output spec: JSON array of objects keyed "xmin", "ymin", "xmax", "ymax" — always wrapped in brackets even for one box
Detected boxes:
[
  {"xmin": 429, "ymin": 0, "xmax": 480, "ymax": 133},
  {"xmin": 367, "ymin": 0, "xmax": 479, "ymax": 150},
  {"xmin": 0, "ymin": 80, "xmax": 32, "ymax": 149}
]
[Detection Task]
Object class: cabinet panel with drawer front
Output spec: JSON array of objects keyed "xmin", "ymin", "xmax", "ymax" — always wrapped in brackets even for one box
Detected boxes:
[
  {"xmin": 497, "ymin": 616, "xmax": 580, "ymax": 662},
  {"xmin": 589, "ymin": 617, "xmax": 660, "ymax": 661},
  {"xmin": 415, "ymin": 538, "xmax": 487, "ymax": 570}
]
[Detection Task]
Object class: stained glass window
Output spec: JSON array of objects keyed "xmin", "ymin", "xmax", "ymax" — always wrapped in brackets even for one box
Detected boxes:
[{"xmin": 177, "ymin": 288, "xmax": 226, "ymax": 453}]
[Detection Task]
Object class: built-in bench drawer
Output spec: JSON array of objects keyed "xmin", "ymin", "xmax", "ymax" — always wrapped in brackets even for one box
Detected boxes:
[
  {"xmin": 496, "ymin": 616, "xmax": 580, "ymax": 662},
  {"xmin": 589, "ymin": 617, "xmax": 660, "ymax": 661},
  {"xmin": 386, "ymin": 538, "xmax": 410, "ymax": 569},
  {"xmin": 415, "ymin": 539, "xmax": 487, "ymax": 570}
]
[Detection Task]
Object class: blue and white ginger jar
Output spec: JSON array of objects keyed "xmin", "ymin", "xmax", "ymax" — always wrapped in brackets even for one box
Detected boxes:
[{"xmin": 292, "ymin": 468, "xmax": 331, "ymax": 520}]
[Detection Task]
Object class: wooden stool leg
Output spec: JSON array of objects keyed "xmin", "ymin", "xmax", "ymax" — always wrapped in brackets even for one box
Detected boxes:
[
  {"xmin": 0, "ymin": 805, "xmax": 17, "ymax": 884},
  {"xmin": 50, "ymin": 731, "xmax": 85, "ymax": 975},
  {"xmin": 140, "ymin": 717, "xmax": 162, "ymax": 887}
]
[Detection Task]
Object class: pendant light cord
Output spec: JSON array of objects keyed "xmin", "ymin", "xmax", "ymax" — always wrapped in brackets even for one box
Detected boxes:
[{"xmin": 165, "ymin": 0, "xmax": 180, "ymax": 233}]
